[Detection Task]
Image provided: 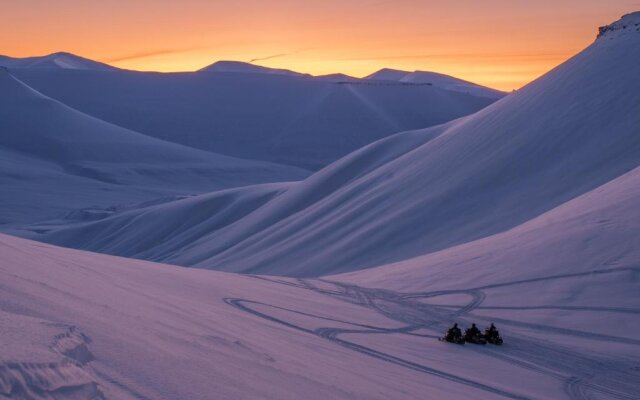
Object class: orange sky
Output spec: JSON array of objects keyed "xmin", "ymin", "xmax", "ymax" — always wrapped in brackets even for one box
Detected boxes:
[{"xmin": 1, "ymin": 1, "xmax": 637, "ymax": 90}]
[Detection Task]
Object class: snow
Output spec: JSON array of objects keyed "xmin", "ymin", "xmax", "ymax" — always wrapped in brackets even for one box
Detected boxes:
[
  {"xmin": 597, "ymin": 11, "xmax": 640, "ymax": 40},
  {"xmin": 365, "ymin": 68, "xmax": 411, "ymax": 81},
  {"xmin": 366, "ymin": 68, "xmax": 505, "ymax": 99},
  {"xmin": 199, "ymin": 60, "xmax": 308, "ymax": 77},
  {"xmin": 2, "ymin": 182, "xmax": 639, "ymax": 399},
  {"xmin": 398, "ymin": 71, "xmax": 505, "ymax": 99},
  {"xmin": 0, "ymin": 68, "xmax": 308, "ymax": 226},
  {"xmin": 1, "ymin": 13, "xmax": 639, "ymax": 400},
  {"xmin": 0, "ymin": 52, "xmax": 116, "ymax": 71},
  {"xmin": 338, "ymin": 164, "xmax": 640, "ymax": 293},
  {"xmin": 10, "ymin": 66, "xmax": 499, "ymax": 170},
  {"xmin": 0, "ymin": 234, "xmax": 464, "ymax": 400},
  {"xmin": 33, "ymin": 13, "xmax": 640, "ymax": 278}
]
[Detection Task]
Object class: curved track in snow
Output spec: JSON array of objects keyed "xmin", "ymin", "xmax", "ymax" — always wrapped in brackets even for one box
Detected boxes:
[{"xmin": 226, "ymin": 267, "xmax": 640, "ymax": 400}]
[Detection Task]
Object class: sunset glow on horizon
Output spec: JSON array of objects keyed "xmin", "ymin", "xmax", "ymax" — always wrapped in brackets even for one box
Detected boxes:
[{"xmin": 2, "ymin": 0, "xmax": 637, "ymax": 90}]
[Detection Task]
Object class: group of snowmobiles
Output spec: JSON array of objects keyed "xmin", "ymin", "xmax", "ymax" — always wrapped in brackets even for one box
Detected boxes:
[{"xmin": 440, "ymin": 323, "xmax": 503, "ymax": 345}]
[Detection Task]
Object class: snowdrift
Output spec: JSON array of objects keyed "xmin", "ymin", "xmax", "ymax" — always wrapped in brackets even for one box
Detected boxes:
[
  {"xmin": 11, "ymin": 65, "xmax": 499, "ymax": 170},
  {"xmin": 0, "ymin": 69, "xmax": 307, "ymax": 225},
  {"xmin": 38, "ymin": 13, "xmax": 640, "ymax": 276}
]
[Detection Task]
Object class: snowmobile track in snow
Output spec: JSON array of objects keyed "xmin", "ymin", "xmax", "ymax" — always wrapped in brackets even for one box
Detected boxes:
[{"xmin": 226, "ymin": 267, "xmax": 640, "ymax": 399}]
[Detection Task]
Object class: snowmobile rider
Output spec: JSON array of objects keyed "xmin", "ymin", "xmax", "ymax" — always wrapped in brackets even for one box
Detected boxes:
[
  {"xmin": 446, "ymin": 323, "xmax": 462, "ymax": 340},
  {"xmin": 484, "ymin": 323, "xmax": 500, "ymax": 340},
  {"xmin": 465, "ymin": 323, "xmax": 481, "ymax": 339}
]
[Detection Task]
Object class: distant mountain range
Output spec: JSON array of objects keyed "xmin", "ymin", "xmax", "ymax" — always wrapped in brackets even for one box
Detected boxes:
[
  {"xmin": 5, "ymin": 55, "xmax": 502, "ymax": 171},
  {"xmin": 0, "ymin": 52, "xmax": 504, "ymax": 98},
  {"xmin": 0, "ymin": 67, "xmax": 307, "ymax": 225}
]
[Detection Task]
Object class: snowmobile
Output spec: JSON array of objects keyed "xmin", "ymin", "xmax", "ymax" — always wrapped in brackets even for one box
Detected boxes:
[
  {"xmin": 485, "ymin": 334, "xmax": 503, "ymax": 345},
  {"xmin": 463, "ymin": 331, "xmax": 486, "ymax": 345},
  {"xmin": 440, "ymin": 324, "xmax": 465, "ymax": 344},
  {"xmin": 462, "ymin": 323, "xmax": 486, "ymax": 345},
  {"xmin": 483, "ymin": 324, "xmax": 503, "ymax": 345},
  {"xmin": 440, "ymin": 333, "xmax": 465, "ymax": 345}
]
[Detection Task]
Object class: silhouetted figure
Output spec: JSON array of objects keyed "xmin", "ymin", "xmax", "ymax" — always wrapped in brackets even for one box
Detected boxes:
[
  {"xmin": 465, "ymin": 323, "xmax": 480, "ymax": 337},
  {"xmin": 484, "ymin": 323, "xmax": 498, "ymax": 338},
  {"xmin": 464, "ymin": 323, "xmax": 486, "ymax": 344},
  {"xmin": 484, "ymin": 323, "xmax": 503, "ymax": 345},
  {"xmin": 444, "ymin": 323, "xmax": 463, "ymax": 343}
]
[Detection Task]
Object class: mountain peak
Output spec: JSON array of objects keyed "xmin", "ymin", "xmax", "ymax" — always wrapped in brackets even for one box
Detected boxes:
[
  {"xmin": 597, "ymin": 11, "xmax": 640, "ymax": 40},
  {"xmin": 365, "ymin": 68, "xmax": 410, "ymax": 81},
  {"xmin": 0, "ymin": 52, "xmax": 116, "ymax": 71},
  {"xmin": 199, "ymin": 60, "xmax": 306, "ymax": 77}
]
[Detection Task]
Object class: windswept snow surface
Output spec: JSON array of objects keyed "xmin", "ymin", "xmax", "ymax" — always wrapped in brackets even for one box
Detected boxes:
[
  {"xmin": 36, "ymin": 14, "xmax": 640, "ymax": 277},
  {"xmin": 0, "ymin": 52, "xmax": 116, "ymax": 71},
  {"xmin": 0, "ymin": 69, "xmax": 308, "ymax": 226},
  {"xmin": 10, "ymin": 66, "xmax": 498, "ymax": 170}
]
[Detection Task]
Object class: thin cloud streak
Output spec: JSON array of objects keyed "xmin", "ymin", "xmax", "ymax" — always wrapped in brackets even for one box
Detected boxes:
[
  {"xmin": 248, "ymin": 53, "xmax": 291, "ymax": 63},
  {"xmin": 247, "ymin": 48, "xmax": 314, "ymax": 63},
  {"xmin": 104, "ymin": 47, "xmax": 208, "ymax": 63}
]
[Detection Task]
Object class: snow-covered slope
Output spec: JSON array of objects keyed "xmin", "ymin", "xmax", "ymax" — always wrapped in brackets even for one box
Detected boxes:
[
  {"xmin": 11, "ymin": 66, "xmax": 498, "ymax": 170},
  {"xmin": 400, "ymin": 71, "xmax": 505, "ymax": 98},
  {"xmin": 340, "ymin": 164, "xmax": 640, "ymax": 291},
  {"xmin": 0, "ymin": 52, "xmax": 116, "ymax": 71},
  {"xmin": 366, "ymin": 68, "xmax": 505, "ymax": 98},
  {"xmin": 35, "ymin": 14, "xmax": 640, "ymax": 276},
  {"xmin": 0, "ymin": 69, "xmax": 307, "ymax": 226},
  {"xmin": 2, "ymin": 173, "xmax": 639, "ymax": 400},
  {"xmin": 199, "ymin": 60, "xmax": 307, "ymax": 77}
]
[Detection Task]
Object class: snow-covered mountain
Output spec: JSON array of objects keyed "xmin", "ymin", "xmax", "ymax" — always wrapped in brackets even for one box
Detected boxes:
[
  {"xmin": 365, "ymin": 67, "xmax": 411, "ymax": 81},
  {"xmin": 34, "ymin": 13, "xmax": 640, "ymax": 277},
  {"xmin": 0, "ymin": 51, "xmax": 116, "ymax": 71},
  {"xmin": 11, "ymin": 65, "xmax": 499, "ymax": 170},
  {"xmin": 0, "ymin": 68, "xmax": 307, "ymax": 226},
  {"xmin": 199, "ymin": 60, "xmax": 308, "ymax": 77},
  {"xmin": 366, "ymin": 68, "xmax": 505, "ymax": 98}
]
